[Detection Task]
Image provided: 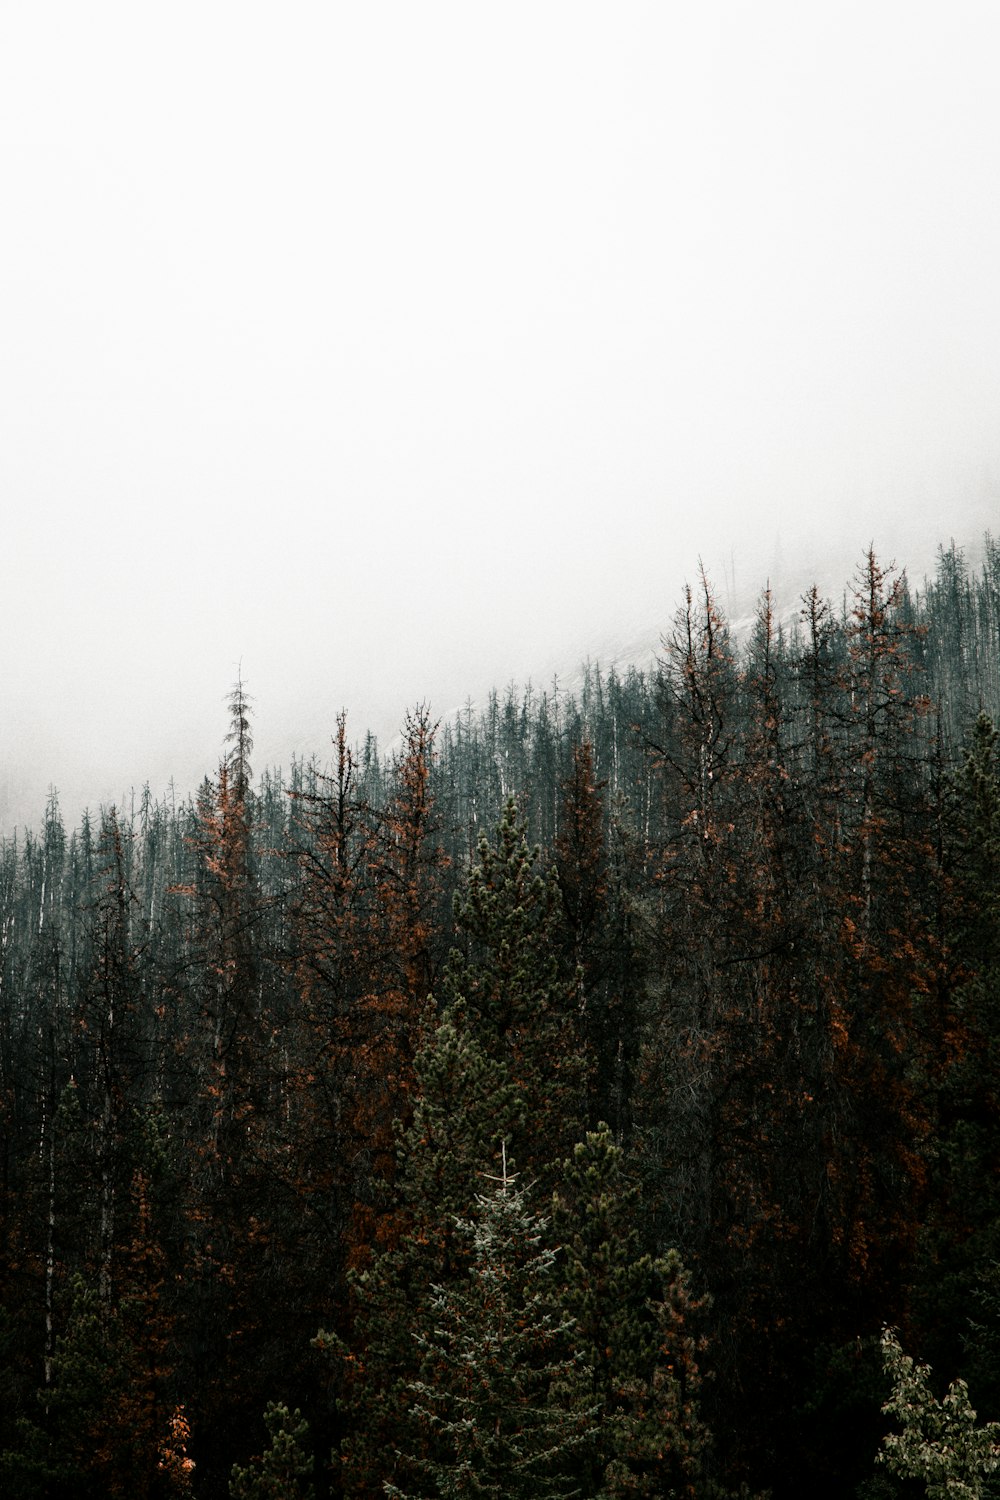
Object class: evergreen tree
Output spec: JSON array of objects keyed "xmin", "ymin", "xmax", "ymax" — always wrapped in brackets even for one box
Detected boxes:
[
  {"xmin": 553, "ymin": 1124, "xmax": 710, "ymax": 1499},
  {"xmin": 555, "ymin": 742, "xmax": 638, "ymax": 1139},
  {"xmin": 169, "ymin": 684, "xmax": 297, "ymax": 1497},
  {"xmin": 3, "ymin": 540, "xmax": 1000, "ymax": 1500},
  {"xmin": 229, "ymin": 1403, "xmax": 314, "ymax": 1500},
  {"xmin": 75, "ymin": 807, "xmax": 148, "ymax": 1307},
  {"xmin": 345, "ymin": 706, "xmax": 451, "ymax": 1259},
  {"xmin": 386, "ymin": 1157, "xmax": 598, "ymax": 1500},
  {"xmin": 37, "ymin": 1267, "xmax": 186, "ymax": 1499},
  {"xmin": 325, "ymin": 1004, "xmax": 522, "ymax": 1498},
  {"xmin": 913, "ymin": 713, "xmax": 1000, "ymax": 1406},
  {"xmin": 445, "ymin": 797, "xmax": 583, "ymax": 1181}
]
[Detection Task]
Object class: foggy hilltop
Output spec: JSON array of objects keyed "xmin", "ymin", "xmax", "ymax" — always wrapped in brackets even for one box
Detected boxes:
[
  {"xmin": 1, "ymin": 520, "xmax": 996, "ymax": 841},
  {"xmin": 5, "ymin": 4, "xmax": 1000, "ymax": 849}
]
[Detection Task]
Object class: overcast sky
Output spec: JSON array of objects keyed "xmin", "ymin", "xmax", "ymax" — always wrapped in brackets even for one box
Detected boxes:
[{"xmin": 2, "ymin": 2, "xmax": 999, "ymax": 831}]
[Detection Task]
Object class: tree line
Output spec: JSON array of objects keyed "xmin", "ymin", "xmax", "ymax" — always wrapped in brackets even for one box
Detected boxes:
[{"xmin": 1, "ymin": 537, "xmax": 1000, "ymax": 1498}]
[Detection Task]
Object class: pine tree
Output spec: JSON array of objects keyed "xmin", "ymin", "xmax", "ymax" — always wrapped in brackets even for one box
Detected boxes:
[
  {"xmin": 555, "ymin": 742, "xmax": 638, "ymax": 1139},
  {"xmin": 40, "ymin": 1267, "xmax": 183, "ymax": 1499},
  {"xmin": 913, "ymin": 712, "xmax": 1000, "ymax": 1404},
  {"xmin": 552, "ymin": 1124, "xmax": 710, "ymax": 1498},
  {"xmin": 76, "ymin": 807, "xmax": 148, "ymax": 1308},
  {"xmin": 385, "ymin": 1156, "xmax": 597, "ymax": 1500},
  {"xmin": 345, "ymin": 706, "xmax": 451, "ymax": 1261},
  {"xmin": 169, "ymin": 684, "xmax": 293, "ymax": 1497},
  {"xmin": 229, "ymin": 1403, "xmax": 314, "ymax": 1500},
  {"xmin": 445, "ymin": 797, "xmax": 583, "ymax": 1182},
  {"xmin": 287, "ymin": 708, "xmax": 374, "ymax": 1277},
  {"xmin": 325, "ymin": 1004, "xmax": 522, "ymax": 1498},
  {"xmin": 636, "ymin": 569, "xmax": 740, "ymax": 1261}
]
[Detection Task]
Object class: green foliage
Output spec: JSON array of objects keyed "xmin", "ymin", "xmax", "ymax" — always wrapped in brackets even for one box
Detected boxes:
[
  {"xmin": 878, "ymin": 1327, "xmax": 1000, "ymax": 1499},
  {"xmin": 553, "ymin": 1124, "xmax": 710, "ymax": 1498},
  {"xmin": 45, "ymin": 1273, "xmax": 128, "ymax": 1494},
  {"xmin": 229, "ymin": 1403, "xmax": 314, "ymax": 1500},
  {"xmin": 323, "ymin": 1002, "xmax": 523, "ymax": 1497},
  {"xmin": 912, "ymin": 712, "xmax": 1000, "ymax": 1404},
  {"xmin": 953, "ymin": 713, "xmax": 1000, "ymax": 967},
  {"xmin": 444, "ymin": 797, "xmax": 584, "ymax": 1180},
  {"xmin": 0, "ymin": 1414, "xmax": 60, "ymax": 1500},
  {"xmin": 0, "ymin": 1271, "xmax": 168, "ymax": 1499},
  {"xmin": 396, "ymin": 1000, "xmax": 524, "ymax": 1221},
  {"xmin": 385, "ymin": 1167, "xmax": 599, "ymax": 1500}
]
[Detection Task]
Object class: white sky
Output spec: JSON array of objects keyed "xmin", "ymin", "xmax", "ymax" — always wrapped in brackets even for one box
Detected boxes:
[{"xmin": 2, "ymin": 1, "xmax": 999, "ymax": 830}]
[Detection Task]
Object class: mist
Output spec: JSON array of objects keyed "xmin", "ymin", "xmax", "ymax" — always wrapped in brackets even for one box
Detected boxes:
[{"xmin": 2, "ymin": 2, "xmax": 998, "ymax": 832}]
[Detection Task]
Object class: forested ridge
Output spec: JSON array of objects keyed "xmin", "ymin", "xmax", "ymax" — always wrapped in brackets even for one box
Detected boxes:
[{"xmin": 2, "ymin": 538, "xmax": 1000, "ymax": 1498}]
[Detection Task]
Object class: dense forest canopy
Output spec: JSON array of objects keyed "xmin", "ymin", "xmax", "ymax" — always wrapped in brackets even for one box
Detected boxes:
[{"xmin": 2, "ymin": 537, "xmax": 1000, "ymax": 1498}]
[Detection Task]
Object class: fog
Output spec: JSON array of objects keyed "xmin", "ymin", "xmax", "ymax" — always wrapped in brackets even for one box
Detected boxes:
[{"xmin": 1, "ymin": 2, "xmax": 998, "ymax": 832}]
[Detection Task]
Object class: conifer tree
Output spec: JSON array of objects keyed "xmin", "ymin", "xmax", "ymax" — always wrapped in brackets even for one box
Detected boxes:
[
  {"xmin": 843, "ymin": 549, "xmax": 930, "ymax": 941},
  {"xmin": 229, "ymin": 1403, "xmax": 314, "ymax": 1500},
  {"xmin": 345, "ymin": 706, "xmax": 451, "ymax": 1258},
  {"xmin": 76, "ymin": 807, "xmax": 148, "ymax": 1307},
  {"xmin": 39, "ymin": 1267, "xmax": 182, "ymax": 1499},
  {"xmin": 445, "ymin": 797, "xmax": 583, "ymax": 1181},
  {"xmin": 552, "ymin": 1124, "xmax": 710, "ymax": 1498},
  {"xmin": 636, "ymin": 569, "xmax": 740, "ymax": 1257},
  {"xmin": 819, "ymin": 554, "xmax": 934, "ymax": 1310},
  {"xmin": 385, "ymin": 1156, "xmax": 597, "ymax": 1500},
  {"xmin": 913, "ymin": 712, "xmax": 1000, "ymax": 1401},
  {"xmin": 555, "ymin": 742, "xmax": 639, "ymax": 1138},
  {"xmin": 287, "ymin": 710, "xmax": 373, "ymax": 1257},
  {"xmin": 325, "ymin": 1003, "xmax": 522, "ymax": 1498},
  {"xmin": 170, "ymin": 684, "xmax": 292, "ymax": 1496}
]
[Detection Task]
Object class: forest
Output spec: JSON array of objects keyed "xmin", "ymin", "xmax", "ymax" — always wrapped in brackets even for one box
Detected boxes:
[{"xmin": 1, "ymin": 537, "xmax": 1000, "ymax": 1498}]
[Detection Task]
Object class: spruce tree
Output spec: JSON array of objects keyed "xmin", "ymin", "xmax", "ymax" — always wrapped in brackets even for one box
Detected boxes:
[
  {"xmin": 229, "ymin": 1403, "xmax": 314, "ymax": 1500},
  {"xmin": 386, "ymin": 1157, "xmax": 597, "ymax": 1500},
  {"xmin": 552, "ymin": 1124, "xmax": 710, "ymax": 1498},
  {"xmin": 554, "ymin": 741, "xmax": 638, "ymax": 1138},
  {"xmin": 323, "ymin": 1004, "xmax": 522, "ymax": 1498},
  {"xmin": 445, "ymin": 797, "xmax": 583, "ymax": 1183},
  {"xmin": 913, "ymin": 712, "xmax": 1000, "ymax": 1404}
]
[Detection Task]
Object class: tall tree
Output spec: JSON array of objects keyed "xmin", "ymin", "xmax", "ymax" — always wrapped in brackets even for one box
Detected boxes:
[
  {"xmin": 445, "ymin": 797, "xmax": 583, "ymax": 1181},
  {"xmin": 555, "ymin": 741, "xmax": 639, "ymax": 1140},
  {"xmin": 912, "ymin": 713, "xmax": 1000, "ymax": 1405},
  {"xmin": 325, "ymin": 1002, "xmax": 522, "ymax": 1499},
  {"xmin": 552, "ymin": 1124, "xmax": 710, "ymax": 1499},
  {"xmin": 385, "ymin": 1160, "xmax": 597, "ymax": 1500},
  {"xmin": 169, "ymin": 683, "xmax": 292, "ymax": 1498}
]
